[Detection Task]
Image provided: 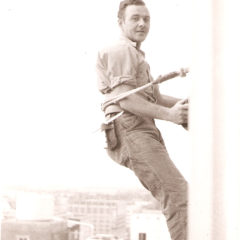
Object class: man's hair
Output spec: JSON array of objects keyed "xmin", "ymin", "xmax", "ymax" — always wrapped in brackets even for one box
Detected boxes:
[{"xmin": 118, "ymin": 0, "xmax": 146, "ymax": 20}]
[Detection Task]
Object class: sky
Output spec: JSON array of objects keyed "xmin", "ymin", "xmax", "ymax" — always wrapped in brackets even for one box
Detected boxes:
[{"xmin": 0, "ymin": 0, "xmax": 192, "ymax": 191}]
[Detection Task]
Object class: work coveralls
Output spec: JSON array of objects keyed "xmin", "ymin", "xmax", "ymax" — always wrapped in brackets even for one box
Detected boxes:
[{"xmin": 96, "ymin": 36, "xmax": 188, "ymax": 240}]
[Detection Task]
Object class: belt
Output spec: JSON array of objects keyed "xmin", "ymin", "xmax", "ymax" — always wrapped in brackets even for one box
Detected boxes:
[
  {"xmin": 104, "ymin": 104, "xmax": 122, "ymax": 116},
  {"xmin": 105, "ymin": 111, "xmax": 124, "ymax": 124}
]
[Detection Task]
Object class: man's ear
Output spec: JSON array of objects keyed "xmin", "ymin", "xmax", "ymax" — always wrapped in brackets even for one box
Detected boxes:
[{"xmin": 118, "ymin": 18, "xmax": 123, "ymax": 28}]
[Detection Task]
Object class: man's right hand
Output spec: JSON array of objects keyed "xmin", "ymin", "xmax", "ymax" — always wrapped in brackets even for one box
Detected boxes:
[{"xmin": 168, "ymin": 99, "xmax": 189, "ymax": 125}]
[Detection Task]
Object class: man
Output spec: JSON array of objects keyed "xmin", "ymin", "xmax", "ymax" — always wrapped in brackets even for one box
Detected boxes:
[{"xmin": 96, "ymin": 0, "xmax": 188, "ymax": 239}]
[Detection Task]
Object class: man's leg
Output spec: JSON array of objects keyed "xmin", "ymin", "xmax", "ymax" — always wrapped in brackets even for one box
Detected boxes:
[{"xmin": 126, "ymin": 130, "xmax": 188, "ymax": 240}]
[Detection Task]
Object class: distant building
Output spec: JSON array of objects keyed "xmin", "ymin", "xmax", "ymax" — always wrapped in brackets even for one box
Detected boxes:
[
  {"xmin": 68, "ymin": 219, "xmax": 94, "ymax": 240},
  {"xmin": 1, "ymin": 192, "xmax": 68, "ymax": 240},
  {"xmin": 1, "ymin": 219, "xmax": 68, "ymax": 240},
  {"xmin": 130, "ymin": 210, "xmax": 171, "ymax": 240},
  {"xmin": 69, "ymin": 199, "xmax": 128, "ymax": 240}
]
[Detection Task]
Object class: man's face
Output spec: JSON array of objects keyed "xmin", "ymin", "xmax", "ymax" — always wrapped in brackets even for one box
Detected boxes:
[{"xmin": 119, "ymin": 5, "xmax": 150, "ymax": 44}]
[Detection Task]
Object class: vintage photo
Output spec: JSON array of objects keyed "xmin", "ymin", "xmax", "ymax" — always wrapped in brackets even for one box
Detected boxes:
[{"xmin": 1, "ymin": 0, "xmax": 239, "ymax": 240}]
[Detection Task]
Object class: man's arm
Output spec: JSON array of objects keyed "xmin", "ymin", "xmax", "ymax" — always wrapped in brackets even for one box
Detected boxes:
[
  {"xmin": 112, "ymin": 85, "xmax": 188, "ymax": 125},
  {"xmin": 153, "ymin": 84, "xmax": 186, "ymax": 108}
]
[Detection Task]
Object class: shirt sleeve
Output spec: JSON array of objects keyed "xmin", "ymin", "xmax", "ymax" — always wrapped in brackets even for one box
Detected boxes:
[{"xmin": 97, "ymin": 44, "xmax": 138, "ymax": 94}]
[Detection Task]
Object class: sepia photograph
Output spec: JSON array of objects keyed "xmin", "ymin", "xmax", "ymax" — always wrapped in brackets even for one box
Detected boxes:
[{"xmin": 1, "ymin": 0, "xmax": 239, "ymax": 240}]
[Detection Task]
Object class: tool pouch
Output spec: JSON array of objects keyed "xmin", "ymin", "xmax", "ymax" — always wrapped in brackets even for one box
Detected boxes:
[{"xmin": 101, "ymin": 121, "xmax": 118, "ymax": 150}]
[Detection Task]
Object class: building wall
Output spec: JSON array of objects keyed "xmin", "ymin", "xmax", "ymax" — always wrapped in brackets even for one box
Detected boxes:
[
  {"xmin": 69, "ymin": 199, "xmax": 127, "ymax": 239},
  {"xmin": 1, "ymin": 219, "xmax": 68, "ymax": 240},
  {"xmin": 130, "ymin": 211, "xmax": 171, "ymax": 240}
]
